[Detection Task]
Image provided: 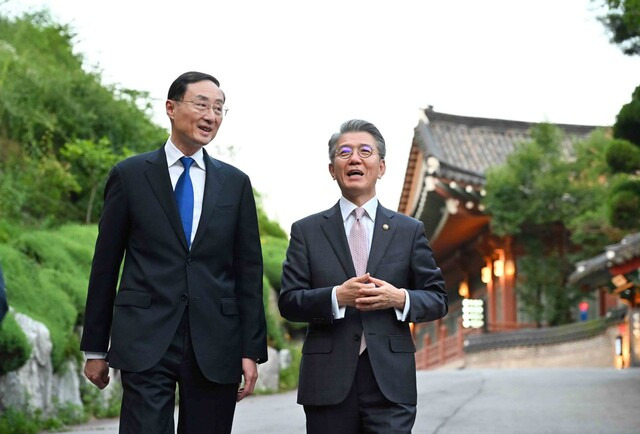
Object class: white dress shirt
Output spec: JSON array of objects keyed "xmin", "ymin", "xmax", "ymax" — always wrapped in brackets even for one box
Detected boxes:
[
  {"xmin": 165, "ymin": 139, "xmax": 206, "ymax": 247},
  {"xmin": 331, "ymin": 196, "xmax": 410, "ymax": 321}
]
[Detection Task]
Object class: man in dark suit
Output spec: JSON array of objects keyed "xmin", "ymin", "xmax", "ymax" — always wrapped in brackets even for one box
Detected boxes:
[
  {"xmin": 81, "ymin": 71, "xmax": 267, "ymax": 433},
  {"xmin": 279, "ymin": 119, "xmax": 447, "ymax": 433}
]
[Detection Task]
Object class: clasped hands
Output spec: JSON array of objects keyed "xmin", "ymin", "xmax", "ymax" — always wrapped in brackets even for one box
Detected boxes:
[{"xmin": 336, "ymin": 273, "xmax": 405, "ymax": 311}]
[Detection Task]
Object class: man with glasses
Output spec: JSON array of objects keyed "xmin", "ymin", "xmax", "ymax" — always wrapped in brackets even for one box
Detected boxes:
[
  {"xmin": 81, "ymin": 71, "xmax": 267, "ymax": 433},
  {"xmin": 279, "ymin": 119, "xmax": 447, "ymax": 433}
]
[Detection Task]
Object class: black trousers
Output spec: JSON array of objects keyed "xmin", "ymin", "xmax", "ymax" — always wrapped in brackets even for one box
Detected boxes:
[
  {"xmin": 304, "ymin": 350, "xmax": 416, "ymax": 434},
  {"xmin": 119, "ymin": 311, "xmax": 238, "ymax": 434}
]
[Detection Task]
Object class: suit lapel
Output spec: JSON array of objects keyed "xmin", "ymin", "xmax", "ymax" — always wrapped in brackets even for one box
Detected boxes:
[
  {"xmin": 320, "ymin": 202, "xmax": 356, "ymax": 277},
  {"xmin": 144, "ymin": 147, "xmax": 188, "ymax": 249},
  {"xmin": 367, "ymin": 203, "xmax": 396, "ymax": 276},
  {"xmin": 190, "ymin": 149, "xmax": 225, "ymax": 251}
]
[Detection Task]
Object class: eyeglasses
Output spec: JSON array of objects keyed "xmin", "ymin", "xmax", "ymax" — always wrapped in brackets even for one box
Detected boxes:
[
  {"xmin": 335, "ymin": 145, "xmax": 377, "ymax": 159},
  {"xmin": 174, "ymin": 99, "xmax": 228, "ymax": 117}
]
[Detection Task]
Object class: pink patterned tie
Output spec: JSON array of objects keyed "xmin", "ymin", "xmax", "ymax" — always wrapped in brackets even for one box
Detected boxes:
[
  {"xmin": 349, "ymin": 207, "xmax": 368, "ymax": 276},
  {"xmin": 348, "ymin": 207, "xmax": 368, "ymax": 354}
]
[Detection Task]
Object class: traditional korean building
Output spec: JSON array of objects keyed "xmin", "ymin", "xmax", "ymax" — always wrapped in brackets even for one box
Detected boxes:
[
  {"xmin": 569, "ymin": 232, "xmax": 640, "ymax": 367},
  {"xmin": 399, "ymin": 107, "xmax": 600, "ymax": 368}
]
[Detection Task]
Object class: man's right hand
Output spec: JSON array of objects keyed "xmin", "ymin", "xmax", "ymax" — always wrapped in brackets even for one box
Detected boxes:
[
  {"xmin": 84, "ymin": 359, "xmax": 110, "ymax": 389},
  {"xmin": 336, "ymin": 273, "xmax": 375, "ymax": 307}
]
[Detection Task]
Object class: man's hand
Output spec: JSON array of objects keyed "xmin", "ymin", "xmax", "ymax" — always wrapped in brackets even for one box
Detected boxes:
[
  {"xmin": 237, "ymin": 358, "xmax": 258, "ymax": 402},
  {"xmin": 84, "ymin": 359, "xmax": 110, "ymax": 389},
  {"xmin": 355, "ymin": 276, "xmax": 405, "ymax": 311},
  {"xmin": 336, "ymin": 274, "xmax": 375, "ymax": 307}
]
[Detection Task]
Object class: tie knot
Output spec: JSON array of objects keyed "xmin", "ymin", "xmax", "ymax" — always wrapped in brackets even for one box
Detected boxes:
[
  {"xmin": 180, "ymin": 157, "xmax": 195, "ymax": 172},
  {"xmin": 354, "ymin": 207, "xmax": 365, "ymax": 220}
]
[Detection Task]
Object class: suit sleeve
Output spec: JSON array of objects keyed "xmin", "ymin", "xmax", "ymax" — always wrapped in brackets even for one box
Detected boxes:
[
  {"xmin": 278, "ymin": 222, "xmax": 335, "ymax": 324},
  {"xmin": 234, "ymin": 176, "xmax": 268, "ymax": 363},
  {"xmin": 80, "ymin": 165, "xmax": 130, "ymax": 352},
  {"xmin": 405, "ymin": 221, "xmax": 448, "ymax": 323}
]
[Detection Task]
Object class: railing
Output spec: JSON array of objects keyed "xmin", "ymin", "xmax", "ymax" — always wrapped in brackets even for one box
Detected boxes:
[{"xmin": 415, "ymin": 321, "xmax": 480, "ymax": 369}]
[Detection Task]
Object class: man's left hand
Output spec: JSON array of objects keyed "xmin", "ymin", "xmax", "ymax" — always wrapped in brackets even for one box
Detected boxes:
[
  {"xmin": 355, "ymin": 276, "xmax": 405, "ymax": 311},
  {"xmin": 237, "ymin": 357, "xmax": 258, "ymax": 402}
]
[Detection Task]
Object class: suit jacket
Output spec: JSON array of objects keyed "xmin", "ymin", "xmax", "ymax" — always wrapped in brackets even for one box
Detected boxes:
[
  {"xmin": 278, "ymin": 202, "xmax": 447, "ymax": 406},
  {"xmin": 80, "ymin": 146, "xmax": 267, "ymax": 383}
]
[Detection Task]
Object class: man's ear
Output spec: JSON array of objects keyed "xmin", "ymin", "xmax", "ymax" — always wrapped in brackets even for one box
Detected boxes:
[
  {"xmin": 378, "ymin": 159, "xmax": 386, "ymax": 179},
  {"xmin": 329, "ymin": 163, "xmax": 336, "ymax": 180},
  {"xmin": 166, "ymin": 99, "xmax": 176, "ymax": 120}
]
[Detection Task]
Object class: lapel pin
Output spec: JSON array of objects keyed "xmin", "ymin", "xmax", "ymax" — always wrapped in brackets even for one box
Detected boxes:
[{"xmin": 382, "ymin": 224, "xmax": 389, "ymax": 230}]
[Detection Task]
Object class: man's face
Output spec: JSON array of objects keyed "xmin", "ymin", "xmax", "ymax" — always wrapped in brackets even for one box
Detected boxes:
[
  {"xmin": 166, "ymin": 80, "xmax": 224, "ymax": 153},
  {"xmin": 329, "ymin": 131, "xmax": 386, "ymax": 205}
]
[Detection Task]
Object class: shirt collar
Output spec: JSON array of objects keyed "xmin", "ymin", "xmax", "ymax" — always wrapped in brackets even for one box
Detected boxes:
[
  {"xmin": 339, "ymin": 196, "xmax": 378, "ymax": 222},
  {"xmin": 164, "ymin": 139, "xmax": 206, "ymax": 170}
]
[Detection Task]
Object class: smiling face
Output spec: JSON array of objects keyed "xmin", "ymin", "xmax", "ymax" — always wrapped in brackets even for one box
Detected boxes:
[
  {"xmin": 329, "ymin": 131, "xmax": 386, "ymax": 206},
  {"xmin": 166, "ymin": 79, "xmax": 224, "ymax": 156}
]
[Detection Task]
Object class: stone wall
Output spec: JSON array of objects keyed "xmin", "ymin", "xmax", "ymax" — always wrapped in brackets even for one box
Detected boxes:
[{"xmin": 464, "ymin": 324, "xmax": 620, "ymax": 369}]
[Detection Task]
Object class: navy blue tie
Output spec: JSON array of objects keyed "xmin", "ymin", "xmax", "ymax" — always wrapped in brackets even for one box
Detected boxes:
[{"xmin": 175, "ymin": 157, "xmax": 195, "ymax": 248}]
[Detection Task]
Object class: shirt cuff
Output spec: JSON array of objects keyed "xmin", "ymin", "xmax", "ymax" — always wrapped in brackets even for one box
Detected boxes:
[
  {"xmin": 85, "ymin": 352, "xmax": 107, "ymax": 360},
  {"xmin": 331, "ymin": 286, "xmax": 346, "ymax": 319},
  {"xmin": 394, "ymin": 289, "xmax": 411, "ymax": 321}
]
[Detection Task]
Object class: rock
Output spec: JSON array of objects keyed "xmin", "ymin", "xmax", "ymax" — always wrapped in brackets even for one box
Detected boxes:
[
  {"xmin": 279, "ymin": 348, "xmax": 292, "ymax": 371},
  {"xmin": 0, "ymin": 311, "xmax": 53, "ymax": 412},
  {"xmin": 52, "ymin": 359, "xmax": 83, "ymax": 408},
  {"xmin": 255, "ymin": 346, "xmax": 279, "ymax": 392}
]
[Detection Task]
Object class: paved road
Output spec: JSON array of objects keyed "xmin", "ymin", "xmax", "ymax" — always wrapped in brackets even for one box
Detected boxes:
[{"xmin": 52, "ymin": 368, "xmax": 640, "ymax": 433}]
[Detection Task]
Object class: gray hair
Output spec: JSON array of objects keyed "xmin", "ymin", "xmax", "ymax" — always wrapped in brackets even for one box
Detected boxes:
[{"xmin": 327, "ymin": 119, "xmax": 386, "ymax": 161}]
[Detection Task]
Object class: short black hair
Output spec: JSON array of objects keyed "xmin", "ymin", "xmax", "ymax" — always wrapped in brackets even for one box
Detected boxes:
[{"xmin": 167, "ymin": 71, "xmax": 223, "ymax": 101}]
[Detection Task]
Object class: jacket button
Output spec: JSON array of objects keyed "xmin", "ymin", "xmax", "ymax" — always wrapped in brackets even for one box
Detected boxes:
[
  {"xmin": 353, "ymin": 335, "xmax": 360, "ymax": 341},
  {"xmin": 186, "ymin": 257, "xmax": 192, "ymax": 265},
  {"xmin": 181, "ymin": 294, "xmax": 188, "ymax": 302}
]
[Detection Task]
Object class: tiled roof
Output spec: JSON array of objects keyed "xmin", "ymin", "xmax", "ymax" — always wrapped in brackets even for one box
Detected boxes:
[
  {"xmin": 568, "ymin": 232, "xmax": 640, "ymax": 286},
  {"xmin": 415, "ymin": 107, "xmax": 601, "ymax": 185}
]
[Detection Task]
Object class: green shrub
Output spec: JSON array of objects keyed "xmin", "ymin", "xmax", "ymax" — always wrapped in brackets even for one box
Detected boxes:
[
  {"xmin": 0, "ymin": 407, "xmax": 40, "ymax": 434},
  {"xmin": 279, "ymin": 343, "xmax": 302, "ymax": 391},
  {"xmin": 0, "ymin": 242, "xmax": 79, "ymax": 372},
  {"xmin": 0, "ymin": 401, "xmax": 86, "ymax": 434},
  {"xmin": 606, "ymin": 139, "xmax": 640, "ymax": 173},
  {"xmin": 261, "ymin": 236, "xmax": 288, "ymax": 291},
  {"xmin": 614, "ymin": 85, "xmax": 640, "ymax": 146},
  {"xmin": 609, "ymin": 189, "xmax": 640, "ymax": 229},
  {"xmin": 80, "ymin": 380, "xmax": 122, "ymax": 419},
  {"xmin": 263, "ymin": 275, "xmax": 286, "ymax": 350},
  {"xmin": 0, "ymin": 312, "xmax": 31, "ymax": 375}
]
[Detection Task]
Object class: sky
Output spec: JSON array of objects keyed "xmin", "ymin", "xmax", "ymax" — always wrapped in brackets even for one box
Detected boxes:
[{"xmin": 6, "ymin": 0, "xmax": 640, "ymax": 232}]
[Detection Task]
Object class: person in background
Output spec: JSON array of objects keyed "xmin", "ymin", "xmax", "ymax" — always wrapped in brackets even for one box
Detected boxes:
[
  {"xmin": 279, "ymin": 119, "xmax": 448, "ymax": 433},
  {"xmin": 81, "ymin": 71, "xmax": 267, "ymax": 434}
]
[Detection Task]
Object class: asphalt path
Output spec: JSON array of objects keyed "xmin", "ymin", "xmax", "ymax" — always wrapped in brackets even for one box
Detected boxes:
[{"xmin": 51, "ymin": 368, "xmax": 640, "ymax": 433}]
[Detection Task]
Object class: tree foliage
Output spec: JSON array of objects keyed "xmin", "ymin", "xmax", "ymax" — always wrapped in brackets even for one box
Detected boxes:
[
  {"xmin": 485, "ymin": 124, "xmax": 601, "ymax": 326},
  {"xmin": 484, "ymin": 124, "xmax": 575, "ymax": 237},
  {"xmin": 0, "ymin": 9, "xmax": 166, "ymax": 225},
  {"xmin": 597, "ymin": 0, "xmax": 640, "ymax": 55},
  {"xmin": 60, "ymin": 138, "xmax": 131, "ymax": 223},
  {"xmin": 566, "ymin": 130, "xmax": 624, "ymax": 256},
  {"xmin": 613, "ymin": 85, "xmax": 640, "ymax": 146}
]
